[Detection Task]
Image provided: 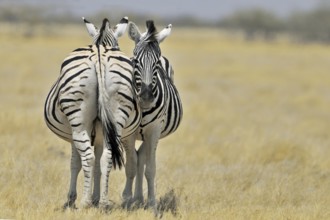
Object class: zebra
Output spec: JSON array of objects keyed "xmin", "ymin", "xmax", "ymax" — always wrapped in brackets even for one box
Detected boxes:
[
  {"xmin": 124, "ymin": 20, "xmax": 183, "ymax": 209},
  {"xmin": 83, "ymin": 19, "xmax": 183, "ymax": 210},
  {"xmin": 44, "ymin": 17, "xmax": 141, "ymax": 209}
]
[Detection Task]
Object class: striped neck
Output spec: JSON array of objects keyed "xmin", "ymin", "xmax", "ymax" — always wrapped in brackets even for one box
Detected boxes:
[{"xmin": 94, "ymin": 18, "xmax": 118, "ymax": 48}]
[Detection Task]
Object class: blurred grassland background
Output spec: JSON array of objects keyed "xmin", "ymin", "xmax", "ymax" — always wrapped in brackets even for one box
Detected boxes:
[{"xmin": 1, "ymin": 3, "xmax": 330, "ymax": 220}]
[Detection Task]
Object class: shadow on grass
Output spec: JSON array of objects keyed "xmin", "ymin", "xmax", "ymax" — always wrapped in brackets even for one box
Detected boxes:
[
  {"xmin": 53, "ymin": 188, "xmax": 182, "ymax": 218},
  {"xmin": 157, "ymin": 188, "xmax": 180, "ymax": 218}
]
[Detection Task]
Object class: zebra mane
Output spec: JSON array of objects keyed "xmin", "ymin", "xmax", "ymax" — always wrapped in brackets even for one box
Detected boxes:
[
  {"xmin": 133, "ymin": 20, "xmax": 161, "ymax": 57},
  {"xmin": 94, "ymin": 18, "xmax": 118, "ymax": 47},
  {"xmin": 143, "ymin": 20, "xmax": 158, "ymax": 43}
]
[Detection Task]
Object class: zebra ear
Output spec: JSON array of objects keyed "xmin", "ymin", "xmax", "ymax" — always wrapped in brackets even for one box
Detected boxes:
[
  {"xmin": 128, "ymin": 22, "xmax": 142, "ymax": 43},
  {"xmin": 157, "ymin": 24, "xmax": 172, "ymax": 43},
  {"xmin": 82, "ymin": 17, "xmax": 99, "ymax": 37},
  {"xmin": 114, "ymin": 16, "xmax": 128, "ymax": 38}
]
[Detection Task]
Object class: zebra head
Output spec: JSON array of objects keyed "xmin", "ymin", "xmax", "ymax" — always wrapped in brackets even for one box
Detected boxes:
[
  {"xmin": 128, "ymin": 20, "xmax": 172, "ymax": 109},
  {"xmin": 82, "ymin": 16, "xmax": 129, "ymax": 48}
]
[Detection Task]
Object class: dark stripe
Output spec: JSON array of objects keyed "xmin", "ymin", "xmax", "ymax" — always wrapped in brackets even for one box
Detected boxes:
[
  {"xmin": 164, "ymin": 57, "xmax": 170, "ymax": 73},
  {"xmin": 142, "ymin": 81, "xmax": 164, "ymax": 116},
  {"xmin": 97, "ymin": 44, "xmax": 102, "ymax": 83},
  {"xmin": 119, "ymin": 107, "xmax": 129, "ymax": 118},
  {"xmin": 108, "ymin": 56, "xmax": 132, "ymax": 66},
  {"xmin": 68, "ymin": 116, "xmax": 77, "ymax": 122},
  {"xmin": 105, "ymin": 48, "xmax": 120, "ymax": 52},
  {"xmin": 111, "ymin": 70, "xmax": 132, "ymax": 85},
  {"xmin": 139, "ymin": 129, "xmax": 145, "ymax": 141},
  {"xmin": 71, "ymin": 123, "xmax": 81, "ymax": 127},
  {"xmin": 58, "ymin": 68, "xmax": 90, "ymax": 93},
  {"xmin": 124, "ymin": 104, "xmax": 133, "ymax": 111},
  {"xmin": 163, "ymin": 90, "xmax": 173, "ymax": 132},
  {"xmin": 61, "ymin": 86, "xmax": 73, "ymax": 93},
  {"xmin": 126, "ymin": 99, "xmax": 139, "ymax": 129},
  {"xmin": 76, "ymin": 146, "xmax": 92, "ymax": 152},
  {"xmin": 66, "ymin": 108, "xmax": 81, "ymax": 117},
  {"xmin": 59, "ymin": 98, "xmax": 83, "ymax": 105},
  {"xmin": 71, "ymin": 91, "xmax": 84, "ymax": 95},
  {"xmin": 117, "ymin": 122, "xmax": 124, "ymax": 128},
  {"xmin": 46, "ymin": 82, "xmax": 64, "ymax": 125},
  {"xmin": 118, "ymin": 92, "xmax": 134, "ymax": 103},
  {"xmin": 61, "ymin": 55, "xmax": 89, "ymax": 70},
  {"xmin": 61, "ymin": 104, "xmax": 74, "ymax": 112},
  {"xmin": 59, "ymin": 64, "xmax": 87, "ymax": 84},
  {"xmin": 73, "ymin": 139, "xmax": 89, "ymax": 143},
  {"xmin": 44, "ymin": 82, "xmax": 61, "ymax": 125}
]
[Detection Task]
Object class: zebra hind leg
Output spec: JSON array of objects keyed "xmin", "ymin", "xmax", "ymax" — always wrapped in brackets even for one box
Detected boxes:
[
  {"xmin": 72, "ymin": 130, "xmax": 95, "ymax": 209},
  {"xmin": 63, "ymin": 144, "xmax": 81, "ymax": 210},
  {"xmin": 92, "ymin": 144, "xmax": 103, "ymax": 207},
  {"xmin": 98, "ymin": 140, "xmax": 113, "ymax": 211}
]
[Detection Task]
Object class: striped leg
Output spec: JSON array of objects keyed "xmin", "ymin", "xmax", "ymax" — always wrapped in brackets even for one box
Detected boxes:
[
  {"xmin": 98, "ymin": 107, "xmax": 125, "ymax": 210},
  {"xmin": 122, "ymin": 136, "xmax": 137, "ymax": 208},
  {"xmin": 98, "ymin": 141, "xmax": 112, "ymax": 209},
  {"xmin": 144, "ymin": 136, "xmax": 159, "ymax": 209},
  {"xmin": 72, "ymin": 130, "xmax": 95, "ymax": 208},
  {"xmin": 64, "ymin": 144, "xmax": 81, "ymax": 209},
  {"xmin": 92, "ymin": 144, "xmax": 103, "ymax": 206}
]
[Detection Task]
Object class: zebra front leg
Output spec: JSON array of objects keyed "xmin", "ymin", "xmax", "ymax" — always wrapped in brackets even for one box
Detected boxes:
[
  {"xmin": 122, "ymin": 136, "xmax": 137, "ymax": 208},
  {"xmin": 64, "ymin": 144, "xmax": 81, "ymax": 210},
  {"xmin": 144, "ymin": 131, "xmax": 160, "ymax": 210},
  {"xmin": 133, "ymin": 141, "xmax": 146, "ymax": 206},
  {"xmin": 72, "ymin": 131, "xmax": 95, "ymax": 208}
]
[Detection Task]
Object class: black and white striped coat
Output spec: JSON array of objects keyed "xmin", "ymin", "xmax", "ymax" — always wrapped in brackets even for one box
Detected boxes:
[
  {"xmin": 44, "ymin": 17, "xmax": 141, "ymax": 209},
  {"xmin": 122, "ymin": 20, "xmax": 183, "ymax": 209}
]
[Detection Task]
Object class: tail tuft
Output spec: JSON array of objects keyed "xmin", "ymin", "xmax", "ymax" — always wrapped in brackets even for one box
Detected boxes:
[{"xmin": 99, "ymin": 103, "xmax": 124, "ymax": 169}]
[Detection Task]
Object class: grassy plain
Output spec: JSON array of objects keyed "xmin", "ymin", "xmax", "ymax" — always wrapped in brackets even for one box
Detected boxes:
[{"xmin": 1, "ymin": 23, "xmax": 330, "ymax": 219}]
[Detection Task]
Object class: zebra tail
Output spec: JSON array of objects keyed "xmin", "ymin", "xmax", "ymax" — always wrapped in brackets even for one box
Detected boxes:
[{"xmin": 95, "ymin": 55, "xmax": 124, "ymax": 170}]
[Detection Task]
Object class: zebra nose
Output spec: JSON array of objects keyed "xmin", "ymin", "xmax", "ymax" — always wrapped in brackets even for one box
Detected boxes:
[{"xmin": 140, "ymin": 82, "xmax": 154, "ymax": 103}]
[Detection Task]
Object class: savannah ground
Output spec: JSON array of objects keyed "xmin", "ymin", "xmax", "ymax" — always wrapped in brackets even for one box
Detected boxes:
[{"xmin": 1, "ymin": 23, "xmax": 330, "ymax": 219}]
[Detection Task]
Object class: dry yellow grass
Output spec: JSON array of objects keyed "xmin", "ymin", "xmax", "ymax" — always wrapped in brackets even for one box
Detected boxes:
[{"xmin": 1, "ymin": 24, "xmax": 330, "ymax": 219}]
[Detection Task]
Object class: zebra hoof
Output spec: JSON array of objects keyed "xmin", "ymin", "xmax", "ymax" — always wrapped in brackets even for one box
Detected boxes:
[
  {"xmin": 62, "ymin": 201, "xmax": 78, "ymax": 211},
  {"xmin": 80, "ymin": 199, "xmax": 93, "ymax": 209},
  {"xmin": 145, "ymin": 200, "xmax": 157, "ymax": 209},
  {"xmin": 99, "ymin": 200, "xmax": 114, "ymax": 212},
  {"xmin": 121, "ymin": 197, "xmax": 134, "ymax": 210},
  {"xmin": 92, "ymin": 198, "xmax": 99, "ymax": 207},
  {"xmin": 145, "ymin": 201, "xmax": 158, "ymax": 217}
]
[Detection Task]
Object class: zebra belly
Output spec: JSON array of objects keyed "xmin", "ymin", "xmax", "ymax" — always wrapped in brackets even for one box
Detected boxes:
[{"xmin": 44, "ymin": 106, "xmax": 72, "ymax": 142}]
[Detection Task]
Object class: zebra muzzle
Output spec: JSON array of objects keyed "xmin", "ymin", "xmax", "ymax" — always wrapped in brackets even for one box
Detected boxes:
[{"xmin": 140, "ymin": 82, "xmax": 154, "ymax": 106}]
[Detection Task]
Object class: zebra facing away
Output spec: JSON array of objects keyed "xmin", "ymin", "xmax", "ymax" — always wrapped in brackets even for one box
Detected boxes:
[
  {"xmin": 44, "ymin": 17, "xmax": 141, "ymax": 209},
  {"xmin": 125, "ymin": 20, "xmax": 183, "ymax": 209}
]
